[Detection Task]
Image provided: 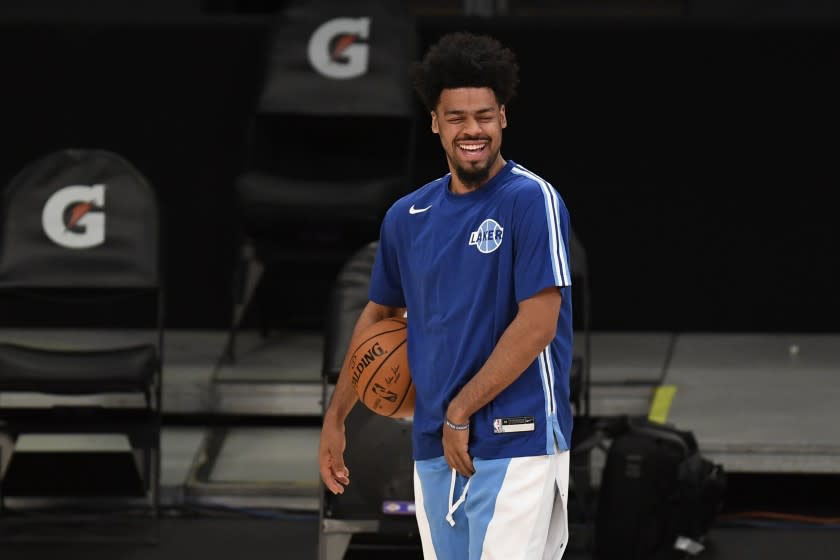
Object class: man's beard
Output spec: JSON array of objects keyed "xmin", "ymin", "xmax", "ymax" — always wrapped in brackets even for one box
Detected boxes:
[
  {"xmin": 451, "ymin": 149, "xmax": 499, "ymax": 188},
  {"xmin": 455, "ymin": 164, "xmax": 491, "ymax": 187}
]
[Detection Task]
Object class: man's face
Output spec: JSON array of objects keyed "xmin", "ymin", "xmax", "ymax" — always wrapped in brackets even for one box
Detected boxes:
[{"xmin": 431, "ymin": 87, "xmax": 507, "ymax": 190}]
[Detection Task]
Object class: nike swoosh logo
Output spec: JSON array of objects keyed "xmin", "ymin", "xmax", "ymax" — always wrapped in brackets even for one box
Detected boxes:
[{"xmin": 409, "ymin": 204, "xmax": 432, "ymax": 215}]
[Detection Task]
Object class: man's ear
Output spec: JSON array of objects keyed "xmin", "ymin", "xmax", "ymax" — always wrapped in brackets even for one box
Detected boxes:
[
  {"xmin": 431, "ymin": 111, "xmax": 439, "ymax": 134},
  {"xmin": 500, "ymin": 105, "xmax": 507, "ymax": 129}
]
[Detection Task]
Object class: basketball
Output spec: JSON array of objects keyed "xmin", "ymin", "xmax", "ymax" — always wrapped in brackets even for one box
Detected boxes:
[{"xmin": 347, "ymin": 316, "xmax": 415, "ymax": 419}]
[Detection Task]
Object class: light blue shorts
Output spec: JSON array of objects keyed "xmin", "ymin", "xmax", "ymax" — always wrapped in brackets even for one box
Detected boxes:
[{"xmin": 413, "ymin": 449, "xmax": 569, "ymax": 560}]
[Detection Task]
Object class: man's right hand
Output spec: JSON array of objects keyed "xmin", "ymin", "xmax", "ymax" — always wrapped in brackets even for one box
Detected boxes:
[{"xmin": 319, "ymin": 415, "xmax": 350, "ymax": 494}]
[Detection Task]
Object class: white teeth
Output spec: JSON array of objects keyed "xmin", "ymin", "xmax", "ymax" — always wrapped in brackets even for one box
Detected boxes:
[{"xmin": 458, "ymin": 143, "xmax": 485, "ymax": 151}]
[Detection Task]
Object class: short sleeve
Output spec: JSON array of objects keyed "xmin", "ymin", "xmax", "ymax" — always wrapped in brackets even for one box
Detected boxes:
[
  {"xmin": 514, "ymin": 187, "xmax": 573, "ymax": 302},
  {"xmin": 369, "ymin": 209, "xmax": 406, "ymax": 307}
]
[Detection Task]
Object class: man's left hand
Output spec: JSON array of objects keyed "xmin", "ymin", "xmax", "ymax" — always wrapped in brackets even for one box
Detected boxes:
[{"xmin": 443, "ymin": 419, "xmax": 474, "ymax": 477}]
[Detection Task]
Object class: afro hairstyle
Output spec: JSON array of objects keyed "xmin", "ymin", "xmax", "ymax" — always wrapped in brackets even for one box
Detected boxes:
[{"xmin": 411, "ymin": 31, "xmax": 520, "ymax": 112}]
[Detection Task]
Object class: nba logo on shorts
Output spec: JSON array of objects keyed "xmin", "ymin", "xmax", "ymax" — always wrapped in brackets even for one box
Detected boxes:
[{"xmin": 468, "ymin": 219, "xmax": 504, "ymax": 254}]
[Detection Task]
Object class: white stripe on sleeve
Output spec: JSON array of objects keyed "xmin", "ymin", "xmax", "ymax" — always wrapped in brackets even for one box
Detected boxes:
[{"xmin": 511, "ymin": 165, "xmax": 571, "ymax": 286}]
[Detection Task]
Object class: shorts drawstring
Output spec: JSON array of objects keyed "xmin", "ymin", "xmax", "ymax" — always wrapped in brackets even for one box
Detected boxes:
[{"xmin": 445, "ymin": 467, "xmax": 471, "ymax": 527}]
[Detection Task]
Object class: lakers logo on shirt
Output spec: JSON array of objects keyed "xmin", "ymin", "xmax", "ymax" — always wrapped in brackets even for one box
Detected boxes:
[{"xmin": 468, "ymin": 219, "xmax": 504, "ymax": 254}]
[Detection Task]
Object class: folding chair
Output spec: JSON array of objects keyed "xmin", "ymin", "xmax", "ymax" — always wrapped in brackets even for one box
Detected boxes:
[
  {"xmin": 225, "ymin": 0, "xmax": 417, "ymax": 359},
  {"xmin": 318, "ymin": 241, "xmax": 418, "ymax": 560},
  {"xmin": 0, "ymin": 149, "xmax": 163, "ymax": 540}
]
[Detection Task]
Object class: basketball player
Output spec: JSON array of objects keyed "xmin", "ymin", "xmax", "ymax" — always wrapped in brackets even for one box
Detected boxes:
[{"xmin": 319, "ymin": 31, "xmax": 574, "ymax": 559}]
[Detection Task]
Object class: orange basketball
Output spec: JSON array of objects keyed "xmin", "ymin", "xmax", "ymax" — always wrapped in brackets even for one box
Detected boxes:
[{"xmin": 348, "ymin": 316, "xmax": 415, "ymax": 418}]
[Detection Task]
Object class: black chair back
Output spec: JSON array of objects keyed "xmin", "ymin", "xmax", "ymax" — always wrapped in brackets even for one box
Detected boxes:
[
  {"xmin": 257, "ymin": 0, "xmax": 416, "ymax": 118},
  {"xmin": 0, "ymin": 149, "xmax": 159, "ymax": 290}
]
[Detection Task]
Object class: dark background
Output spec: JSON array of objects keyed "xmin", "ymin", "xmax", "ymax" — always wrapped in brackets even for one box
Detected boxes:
[{"xmin": 1, "ymin": 0, "xmax": 838, "ymax": 332}]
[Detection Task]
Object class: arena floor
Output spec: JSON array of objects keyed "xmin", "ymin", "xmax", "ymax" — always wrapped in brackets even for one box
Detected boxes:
[{"xmin": 1, "ymin": 328, "xmax": 838, "ymax": 558}]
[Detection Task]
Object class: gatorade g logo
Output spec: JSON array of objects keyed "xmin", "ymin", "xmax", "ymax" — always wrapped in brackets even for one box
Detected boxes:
[
  {"xmin": 307, "ymin": 17, "xmax": 371, "ymax": 79},
  {"xmin": 42, "ymin": 184, "xmax": 106, "ymax": 249}
]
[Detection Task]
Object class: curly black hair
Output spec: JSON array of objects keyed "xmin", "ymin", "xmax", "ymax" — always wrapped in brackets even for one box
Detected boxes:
[{"xmin": 411, "ymin": 31, "xmax": 520, "ymax": 112}]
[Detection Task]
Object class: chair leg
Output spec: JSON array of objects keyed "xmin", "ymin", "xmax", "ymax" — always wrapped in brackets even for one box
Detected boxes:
[
  {"xmin": 225, "ymin": 240, "xmax": 264, "ymax": 362},
  {"xmin": 152, "ymin": 445, "xmax": 160, "ymax": 517},
  {"xmin": 257, "ymin": 281, "xmax": 271, "ymax": 339},
  {"xmin": 0, "ymin": 452, "xmax": 4, "ymax": 514},
  {"xmin": 0, "ymin": 432, "xmax": 12, "ymax": 514}
]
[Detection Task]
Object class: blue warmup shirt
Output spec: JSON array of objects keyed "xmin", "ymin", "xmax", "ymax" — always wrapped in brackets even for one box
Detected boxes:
[{"xmin": 369, "ymin": 160, "xmax": 574, "ymax": 461}]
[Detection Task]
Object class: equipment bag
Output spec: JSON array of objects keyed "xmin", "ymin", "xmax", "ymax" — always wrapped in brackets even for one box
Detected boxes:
[{"xmin": 594, "ymin": 416, "xmax": 726, "ymax": 560}]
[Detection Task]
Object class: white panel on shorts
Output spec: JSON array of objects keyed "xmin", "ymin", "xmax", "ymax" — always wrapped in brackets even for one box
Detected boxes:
[
  {"xmin": 479, "ymin": 450, "xmax": 570, "ymax": 560},
  {"xmin": 414, "ymin": 464, "xmax": 439, "ymax": 560}
]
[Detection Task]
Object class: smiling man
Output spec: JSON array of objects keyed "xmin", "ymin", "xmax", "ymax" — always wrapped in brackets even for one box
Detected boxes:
[
  {"xmin": 319, "ymin": 31, "xmax": 575, "ymax": 559},
  {"xmin": 433, "ymin": 86, "xmax": 507, "ymax": 191}
]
